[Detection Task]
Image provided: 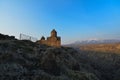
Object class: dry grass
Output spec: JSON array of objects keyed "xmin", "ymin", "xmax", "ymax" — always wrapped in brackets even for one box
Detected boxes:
[{"xmin": 80, "ymin": 43, "xmax": 120, "ymax": 54}]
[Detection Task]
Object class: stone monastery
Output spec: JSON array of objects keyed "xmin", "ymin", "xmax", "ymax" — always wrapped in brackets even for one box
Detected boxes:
[{"xmin": 37, "ymin": 29, "xmax": 61, "ymax": 47}]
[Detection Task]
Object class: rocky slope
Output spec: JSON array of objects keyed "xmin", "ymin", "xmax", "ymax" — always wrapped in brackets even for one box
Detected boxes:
[
  {"xmin": 0, "ymin": 39, "xmax": 99, "ymax": 80},
  {"xmin": 0, "ymin": 33, "xmax": 120, "ymax": 80},
  {"xmin": 0, "ymin": 33, "xmax": 15, "ymax": 40}
]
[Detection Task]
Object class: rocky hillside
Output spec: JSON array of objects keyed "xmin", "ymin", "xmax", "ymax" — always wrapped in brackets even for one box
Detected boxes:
[
  {"xmin": 0, "ymin": 39, "xmax": 100, "ymax": 80},
  {"xmin": 0, "ymin": 33, "xmax": 16, "ymax": 40},
  {"xmin": 0, "ymin": 33, "xmax": 120, "ymax": 80}
]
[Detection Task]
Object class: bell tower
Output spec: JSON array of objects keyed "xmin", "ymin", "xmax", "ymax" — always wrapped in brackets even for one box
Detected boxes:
[{"xmin": 51, "ymin": 29, "xmax": 57, "ymax": 37}]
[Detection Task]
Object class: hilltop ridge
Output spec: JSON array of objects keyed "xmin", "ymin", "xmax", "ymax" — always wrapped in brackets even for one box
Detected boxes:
[
  {"xmin": 0, "ymin": 33, "xmax": 120, "ymax": 80},
  {"xmin": 0, "ymin": 39, "xmax": 99, "ymax": 80},
  {"xmin": 0, "ymin": 33, "xmax": 16, "ymax": 40}
]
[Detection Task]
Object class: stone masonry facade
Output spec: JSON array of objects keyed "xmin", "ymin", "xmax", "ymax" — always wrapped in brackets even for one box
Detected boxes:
[{"xmin": 37, "ymin": 29, "xmax": 61, "ymax": 47}]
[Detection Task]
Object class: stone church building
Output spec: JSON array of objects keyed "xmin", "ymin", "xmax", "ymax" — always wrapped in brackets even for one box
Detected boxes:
[{"xmin": 37, "ymin": 29, "xmax": 61, "ymax": 47}]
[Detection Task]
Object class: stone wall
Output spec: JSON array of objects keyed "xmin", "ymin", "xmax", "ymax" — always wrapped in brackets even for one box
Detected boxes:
[
  {"xmin": 37, "ymin": 37, "xmax": 61, "ymax": 47},
  {"xmin": 47, "ymin": 37, "xmax": 61, "ymax": 47}
]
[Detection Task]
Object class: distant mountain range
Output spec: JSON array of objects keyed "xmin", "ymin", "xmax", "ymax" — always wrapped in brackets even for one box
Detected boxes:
[{"xmin": 68, "ymin": 39, "xmax": 120, "ymax": 46}]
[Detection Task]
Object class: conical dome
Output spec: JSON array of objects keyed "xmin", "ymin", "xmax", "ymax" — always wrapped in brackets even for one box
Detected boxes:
[
  {"xmin": 51, "ymin": 29, "xmax": 57, "ymax": 33},
  {"xmin": 51, "ymin": 29, "xmax": 57, "ymax": 37},
  {"xmin": 41, "ymin": 36, "xmax": 45, "ymax": 40}
]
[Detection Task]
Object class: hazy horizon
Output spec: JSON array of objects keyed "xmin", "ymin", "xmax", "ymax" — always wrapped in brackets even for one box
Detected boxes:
[{"xmin": 0, "ymin": 0, "xmax": 120, "ymax": 44}]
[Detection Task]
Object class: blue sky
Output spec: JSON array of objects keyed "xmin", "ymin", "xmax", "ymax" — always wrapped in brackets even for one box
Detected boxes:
[{"xmin": 0, "ymin": 0, "xmax": 120, "ymax": 44}]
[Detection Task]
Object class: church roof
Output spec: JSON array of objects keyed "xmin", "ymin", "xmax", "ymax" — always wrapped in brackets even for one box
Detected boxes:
[
  {"xmin": 51, "ymin": 29, "xmax": 57, "ymax": 33},
  {"xmin": 41, "ymin": 36, "xmax": 45, "ymax": 40}
]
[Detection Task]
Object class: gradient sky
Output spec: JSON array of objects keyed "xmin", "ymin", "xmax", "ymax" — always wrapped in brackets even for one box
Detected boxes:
[{"xmin": 0, "ymin": 0, "xmax": 120, "ymax": 44}]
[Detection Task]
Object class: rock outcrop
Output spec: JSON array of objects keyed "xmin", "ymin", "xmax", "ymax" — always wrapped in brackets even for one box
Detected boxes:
[{"xmin": 0, "ymin": 33, "xmax": 16, "ymax": 40}]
